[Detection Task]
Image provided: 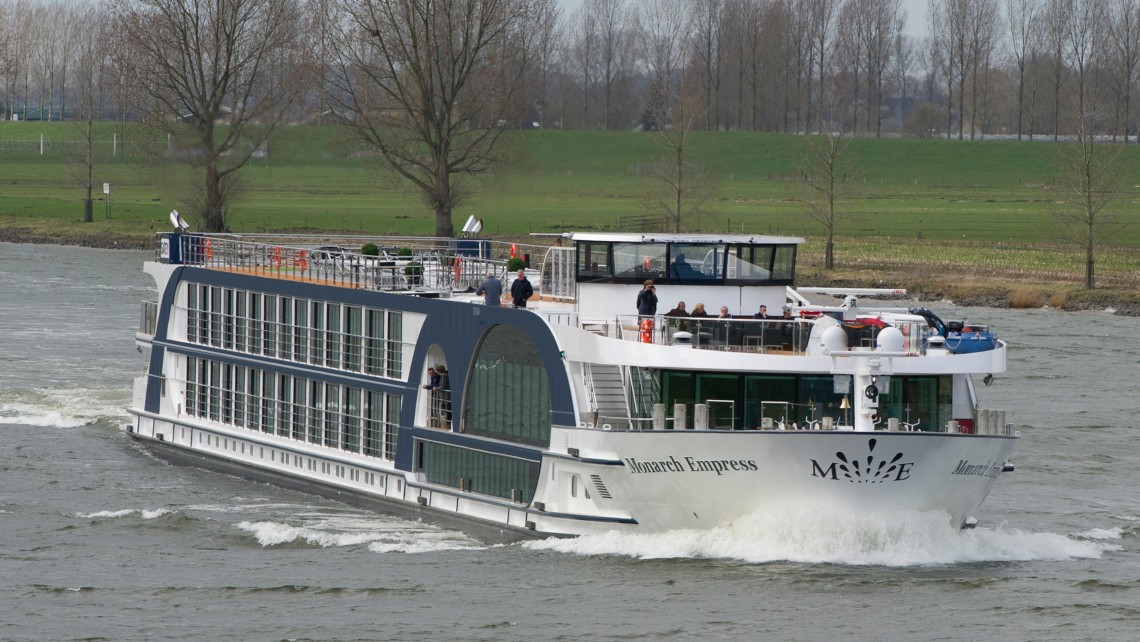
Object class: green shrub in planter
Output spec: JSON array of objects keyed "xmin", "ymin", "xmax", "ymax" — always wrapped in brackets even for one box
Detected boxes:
[
  {"xmin": 507, "ymin": 257, "xmax": 526, "ymax": 272},
  {"xmin": 361, "ymin": 243, "xmax": 380, "ymax": 256},
  {"xmin": 397, "ymin": 247, "xmax": 413, "ymax": 258},
  {"xmin": 405, "ymin": 260, "xmax": 422, "ymax": 284}
]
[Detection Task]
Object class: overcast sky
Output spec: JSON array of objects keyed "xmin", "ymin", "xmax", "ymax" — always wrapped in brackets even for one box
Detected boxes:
[{"xmin": 557, "ymin": 0, "xmax": 931, "ymax": 39}]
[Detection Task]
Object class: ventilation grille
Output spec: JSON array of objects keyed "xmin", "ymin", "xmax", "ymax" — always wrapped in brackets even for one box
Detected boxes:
[{"xmin": 590, "ymin": 474, "xmax": 612, "ymax": 499}]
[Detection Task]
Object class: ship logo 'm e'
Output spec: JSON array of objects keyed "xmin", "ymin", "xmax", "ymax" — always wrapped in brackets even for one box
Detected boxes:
[{"xmin": 811, "ymin": 438, "xmax": 913, "ymax": 483}]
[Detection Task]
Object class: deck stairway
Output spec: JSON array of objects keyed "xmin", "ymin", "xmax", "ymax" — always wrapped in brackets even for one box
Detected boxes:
[{"xmin": 587, "ymin": 363, "xmax": 633, "ymax": 430}]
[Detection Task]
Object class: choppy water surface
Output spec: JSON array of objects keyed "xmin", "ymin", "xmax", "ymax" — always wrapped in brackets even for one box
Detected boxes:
[{"xmin": 1, "ymin": 242, "xmax": 1137, "ymax": 641}]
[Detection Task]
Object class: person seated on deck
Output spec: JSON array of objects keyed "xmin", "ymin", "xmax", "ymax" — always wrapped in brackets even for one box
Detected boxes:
[
  {"xmin": 688, "ymin": 303, "xmax": 712, "ymax": 344},
  {"xmin": 670, "ymin": 253, "xmax": 698, "ymax": 279},
  {"xmin": 664, "ymin": 301, "xmax": 689, "ymax": 332}
]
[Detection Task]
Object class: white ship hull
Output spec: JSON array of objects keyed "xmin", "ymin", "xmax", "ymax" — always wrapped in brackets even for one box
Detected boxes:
[{"xmin": 530, "ymin": 428, "xmax": 1016, "ymax": 535}]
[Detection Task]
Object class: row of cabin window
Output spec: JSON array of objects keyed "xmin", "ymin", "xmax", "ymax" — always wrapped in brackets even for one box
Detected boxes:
[
  {"xmin": 184, "ymin": 357, "xmax": 401, "ymax": 460},
  {"xmin": 185, "ymin": 283, "xmax": 403, "ymax": 378}
]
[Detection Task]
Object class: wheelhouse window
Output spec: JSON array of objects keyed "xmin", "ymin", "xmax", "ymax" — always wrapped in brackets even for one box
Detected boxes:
[
  {"xmin": 668, "ymin": 244, "xmax": 723, "ymax": 281},
  {"xmin": 576, "ymin": 241, "xmax": 612, "ymax": 281},
  {"xmin": 573, "ymin": 240, "xmax": 798, "ymax": 285}
]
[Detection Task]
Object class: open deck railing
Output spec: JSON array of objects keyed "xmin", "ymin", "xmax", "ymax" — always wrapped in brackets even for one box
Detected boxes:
[{"xmin": 158, "ymin": 233, "xmax": 564, "ymax": 295}]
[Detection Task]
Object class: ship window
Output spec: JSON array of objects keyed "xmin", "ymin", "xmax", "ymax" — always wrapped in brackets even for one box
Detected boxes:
[
  {"xmin": 576, "ymin": 241, "xmax": 611, "ymax": 281},
  {"xmin": 308, "ymin": 380, "xmax": 323, "ymax": 443},
  {"xmin": 209, "ymin": 287, "xmax": 222, "ymax": 347},
  {"xmin": 324, "ymin": 383, "xmax": 341, "ymax": 448},
  {"xmin": 277, "ymin": 374, "xmax": 291, "ymax": 437},
  {"xmin": 364, "ymin": 309, "xmax": 385, "ymax": 375},
  {"xmin": 234, "ymin": 292, "xmax": 248, "ymax": 352},
  {"xmin": 186, "ymin": 357, "xmax": 198, "ymax": 416},
  {"xmin": 278, "ymin": 296, "xmax": 293, "ymax": 360},
  {"xmin": 221, "ymin": 364, "xmax": 233, "ymax": 424},
  {"xmin": 364, "ymin": 391, "xmax": 385, "ymax": 457},
  {"xmin": 571, "ymin": 475, "xmax": 578, "ymax": 497},
  {"xmin": 386, "ymin": 311, "xmax": 403, "ymax": 377},
  {"xmin": 263, "ymin": 372, "xmax": 277, "ymax": 433},
  {"xmin": 343, "ymin": 388, "xmax": 361, "ymax": 453},
  {"xmin": 419, "ymin": 441, "xmax": 539, "ymax": 502},
  {"xmin": 222, "ymin": 288, "xmax": 235, "ymax": 349},
  {"xmin": 326, "ymin": 304, "xmax": 342, "ymax": 369},
  {"xmin": 293, "ymin": 299, "xmax": 308, "ymax": 363},
  {"xmin": 248, "ymin": 292, "xmax": 262, "ymax": 354},
  {"xmin": 876, "ymin": 375, "xmax": 952, "ymax": 433},
  {"xmin": 263, "ymin": 294, "xmax": 277, "ymax": 358},
  {"xmin": 668, "ymin": 244, "xmax": 723, "ymax": 281},
  {"xmin": 462, "ymin": 325, "xmax": 551, "ymax": 447},
  {"xmin": 208, "ymin": 361, "xmax": 221, "ymax": 420},
  {"xmin": 292, "ymin": 378, "xmax": 307, "ymax": 440},
  {"xmin": 344, "ymin": 306, "xmax": 363, "ymax": 372},
  {"xmin": 384, "ymin": 394, "xmax": 401, "ymax": 458},
  {"xmin": 612, "ymin": 242, "xmax": 665, "ymax": 281},
  {"xmin": 728, "ymin": 245, "xmax": 772, "ymax": 281},
  {"xmin": 186, "ymin": 283, "xmax": 199, "ymax": 343},
  {"xmin": 309, "ymin": 301, "xmax": 325, "ymax": 366},
  {"xmin": 772, "ymin": 245, "xmax": 796, "ymax": 281},
  {"xmin": 247, "ymin": 365, "xmax": 261, "ymax": 428}
]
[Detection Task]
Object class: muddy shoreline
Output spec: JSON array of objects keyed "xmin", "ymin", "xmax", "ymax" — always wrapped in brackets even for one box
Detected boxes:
[{"xmin": 4, "ymin": 226, "xmax": 1137, "ymax": 316}]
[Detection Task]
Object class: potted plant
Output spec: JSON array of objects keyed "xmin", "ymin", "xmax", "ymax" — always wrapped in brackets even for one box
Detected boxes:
[
  {"xmin": 507, "ymin": 257, "xmax": 526, "ymax": 272},
  {"xmin": 405, "ymin": 260, "xmax": 422, "ymax": 286},
  {"xmin": 361, "ymin": 242, "xmax": 380, "ymax": 256}
]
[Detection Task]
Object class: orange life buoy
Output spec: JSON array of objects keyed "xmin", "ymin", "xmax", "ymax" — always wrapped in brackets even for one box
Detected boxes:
[
  {"xmin": 296, "ymin": 249, "xmax": 308, "ymax": 272},
  {"xmin": 510, "ymin": 243, "xmax": 518, "ymax": 259},
  {"xmin": 204, "ymin": 238, "xmax": 213, "ymax": 259},
  {"xmin": 640, "ymin": 319, "xmax": 654, "ymax": 344}
]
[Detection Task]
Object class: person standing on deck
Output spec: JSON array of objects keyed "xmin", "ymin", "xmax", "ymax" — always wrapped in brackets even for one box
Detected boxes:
[
  {"xmin": 510, "ymin": 270, "xmax": 533, "ymax": 308},
  {"xmin": 476, "ymin": 272, "xmax": 502, "ymax": 306},
  {"xmin": 636, "ymin": 280, "xmax": 658, "ymax": 318}
]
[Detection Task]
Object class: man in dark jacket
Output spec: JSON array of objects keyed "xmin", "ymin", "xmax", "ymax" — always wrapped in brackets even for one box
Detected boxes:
[
  {"xmin": 636, "ymin": 280, "xmax": 658, "ymax": 317},
  {"xmin": 510, "ymin": 270, "xmax": 533, "ymax": 307},
  {"xmin": 476, "ymin": 272, "xmax": 502, "ymax": 305}
]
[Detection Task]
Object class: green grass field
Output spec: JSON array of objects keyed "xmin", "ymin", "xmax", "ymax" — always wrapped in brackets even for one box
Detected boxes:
[{"xmin": 1, "ymin": 122, "xmax": 1137, "ymax": 290}]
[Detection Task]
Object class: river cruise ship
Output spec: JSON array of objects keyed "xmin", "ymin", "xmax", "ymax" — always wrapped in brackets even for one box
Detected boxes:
[{"xmin": 126, "ymin": 230, "xmax": 1017, "ymax": 542}]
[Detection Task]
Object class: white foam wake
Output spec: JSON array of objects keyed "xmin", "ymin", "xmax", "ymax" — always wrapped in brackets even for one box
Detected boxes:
[
  {"xmin": 235, "ymin": 516, "xmax": 485, "ymax": 554},
  {"xmin": 524, "ymin": 508, "xmax": 1119, "ymax": 566},
  {"xmin": 78, "ymin": 508, "xmax": 174, "ymax": 520},
  {"xmin": 0, "ymin": 386, "xmax": 132, "ymax": 428}
]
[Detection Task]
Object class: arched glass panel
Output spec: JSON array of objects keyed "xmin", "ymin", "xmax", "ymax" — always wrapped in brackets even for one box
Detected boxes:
[{"xmin": 463, "ymin": 325, "xmax": 551, "ymax": 446}]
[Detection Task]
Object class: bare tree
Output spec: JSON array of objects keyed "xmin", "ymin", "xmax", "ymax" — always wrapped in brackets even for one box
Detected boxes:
[
  {"xmin": 800, "ymin": 82, "xmax": 855, "ymax": 269},
  {"xmin": 71, "ymin": 5, "xmax": 111, "ymax": 222},
  {"xmin": 325, "ymin": 0, "xmax": 541, "ymax": 237},
  {"xmin": 534, "ymin": 0, "xmax": 562, "ymax": 128},
  {"xmin": 807, "ymin": 0, "xmax": 836, "ymax": 133},
  {"xmin": 591, "ymin": 0, "xmax": 632, "ymax": 130},
  {"xmin": 1105, "ymin": 0, "xmax": 1140, "ymax": 143},
  {"xmin": 1063, "ymin": 0, "xmax": 1101, "ymax": 123},
  {"xmin": 691, "ymin": 0, "xmax": 723, "ymax": 130},
  {"xmin": 567, "ymin": 1, "xmax": 597, "ymax": 128},
  {"xmin": 1006, "ymin": 0, "xmax": 1039, "ymax": 141},
  {"xmin": 1053, "ymin": 95, "xmax": 1132, "ymax": 289},
  {"xmin": 1043, "ymin": 0, "xmax": 1068, "ymax": 140},
  {"xmin": 112, "ymin": 0, "xmax": 307, "ymax": 232},
  {"xmin": 640, "ymin": 72, "xmax": 718, "ymax": 232},
  {"xmin": 637, "ymin": 0, "xmax": 689, "ymax": 130}
]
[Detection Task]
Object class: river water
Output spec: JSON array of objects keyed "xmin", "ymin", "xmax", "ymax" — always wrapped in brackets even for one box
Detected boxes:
[{"xmin": 1, "ymin": 242, "xmax": 1136, "ymax": 641}]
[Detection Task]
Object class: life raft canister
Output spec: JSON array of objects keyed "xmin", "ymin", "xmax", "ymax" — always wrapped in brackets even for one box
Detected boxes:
[
  {"xmin": 271, "ymin": 246, "xmax": 282, "ymax": 268},
  {"xmin": 510, "ymin": 243, "xmax": 518, "ymax": 259},
  {"xmin": 204, "ymin": 238, "xmax": 213, "ymax": 260},
  {"xmin": 296, "ymin": 249, "xmax": 308, "ymax": 272}
]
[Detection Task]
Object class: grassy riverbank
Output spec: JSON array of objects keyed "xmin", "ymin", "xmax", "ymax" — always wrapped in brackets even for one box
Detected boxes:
[{"xmin": 2, "ymin": 123, "xmax": 1138, "ymax": 313}]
